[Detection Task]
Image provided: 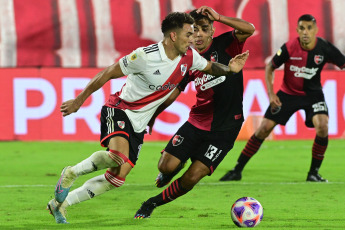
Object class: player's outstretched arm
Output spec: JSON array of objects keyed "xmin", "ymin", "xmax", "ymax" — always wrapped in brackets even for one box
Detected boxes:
[
  {"xmin": 202, "ymin": 50, "xmax": 249, "ymax": 76},
  {"xmin": 196, "ymin": 6, "xmax": 255, "ymax": 42},
  {"xmin": 60, "ymin": 62, "xmax": 125, "ymax": 117}
]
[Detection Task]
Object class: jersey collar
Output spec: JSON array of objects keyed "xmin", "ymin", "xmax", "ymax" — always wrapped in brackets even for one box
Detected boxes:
[
  {"xmin": 158, "ymin": 41, "xmax": 169, "ymax": 61},
  {"xmin": 298, "ymin": 37, "xmax": 318, "ymax": 51},
  {"xmin": 158, "ymin": 41, "xmax": 185, "ymax": 61}
]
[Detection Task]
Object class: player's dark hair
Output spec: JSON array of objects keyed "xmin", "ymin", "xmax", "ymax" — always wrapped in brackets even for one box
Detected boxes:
[
  {"xmin": 298, "ymin": 14, "xmax": 316, "ymax": 24},
  {"xmin": 189, "ymin": 9, "xmax": 213, "ymax": 25},
  {"xmin": 161, "ymin": 12, "xmax": 194, "ymax": 36}
]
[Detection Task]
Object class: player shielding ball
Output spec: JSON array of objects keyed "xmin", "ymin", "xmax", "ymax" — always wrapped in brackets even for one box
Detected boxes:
[
  {"xmin": 46, "ymin": 11, "xmax": 249, "ymax": 224},
  {"xmin": 134, "ymin": 6, "xmax": 255, "ymax": 219},
  {"xmin": 220, "ymin": 14, "xmax": 345, "ymax": 182}
]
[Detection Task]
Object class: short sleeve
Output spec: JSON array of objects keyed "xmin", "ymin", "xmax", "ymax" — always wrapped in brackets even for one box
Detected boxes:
[
  {"xmin": 271, "ymin": 44, "xmax": 289, "ymax": 69},
  {"xmin": 119, "ymin": 48, "xmax": 146, "ymax": 75},
  {"xmin": 190, "ymin": 48, "xmax": 208, "ymax": 71},
  {"xmin": 220, "ymin": 30, "xmax": 245, "ymax": 57},
  {"xmin": 325, "ymin": 41, "xmax": 345, "ymax": 69}
]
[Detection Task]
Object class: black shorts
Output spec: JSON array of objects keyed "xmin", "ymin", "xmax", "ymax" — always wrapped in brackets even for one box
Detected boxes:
[
  {"xmin": 264, "ymin": 90, "xmax": 329, "ymax": 128},
  {"xmin": 100, "ymin": 106, "xmax": 145, "ymax": 166},
  {"xmin": 164, "ymin": 121, "xmax": 242, "ymax": 175}
]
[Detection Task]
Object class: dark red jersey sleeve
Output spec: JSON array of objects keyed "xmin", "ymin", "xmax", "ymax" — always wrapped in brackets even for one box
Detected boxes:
[
  {"xmin": 324, "ymin": 40, "xmax": 345, "ymax": 69},
  {"xmin": 271, "ymin": 44, "xmax": 290, "ymax": 69}
]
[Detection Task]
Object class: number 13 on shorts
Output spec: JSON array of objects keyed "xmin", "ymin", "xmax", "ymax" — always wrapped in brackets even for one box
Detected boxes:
[{"xmin": 205, "ymin": 145, "xmax": 222, "ymax": 162}]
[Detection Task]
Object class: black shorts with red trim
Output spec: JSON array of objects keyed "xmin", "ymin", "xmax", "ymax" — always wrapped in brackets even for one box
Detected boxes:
[
  {"xmin": 264, "ymin": 90, "xmax": 329, "ymax": 128},
  {"xmin": 100, "ymin": 106, "xmax": 145, "ymax": 166},
  {"xmin": 164, "ymin": 121, "xmax": 242, "ymax": 175}
]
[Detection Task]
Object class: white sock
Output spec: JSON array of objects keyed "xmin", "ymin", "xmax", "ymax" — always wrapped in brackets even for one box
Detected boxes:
[
  {"xmin": 65, "ymin": 174, "xmax": 124, "ymax": 206},
  {"xmin": 71, "ymin": 150, "xmax": 127, "ymax": 176}
]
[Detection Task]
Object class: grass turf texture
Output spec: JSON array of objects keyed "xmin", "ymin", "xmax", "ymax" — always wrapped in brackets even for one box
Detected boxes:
[{"xmin": 0, "ymin": 140, "xmax": 344, "ymax": 229}]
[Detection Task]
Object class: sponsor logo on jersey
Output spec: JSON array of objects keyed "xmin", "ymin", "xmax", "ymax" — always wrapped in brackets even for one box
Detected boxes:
[
  {"xmin": 277, "ymin": 48, "xmax": 282, "ymax": 56},
  {"xmin": 290, "ymin": 65, "xmax": 319, "ymax": 79},
  {"xmin": 153, "ymin": 69, "xmax": 161, "ymax": 75},
  {"xmin": 290, "ymin": 57, "xmax": 302, "ymax": 60},
  {"xmin": 181, "ymin": 64, "xmax": 187, "ymax": 76},
  {"xmin": 314, "ymin": 55, "xmax": 324, "ymax": 65},
  {"xmin": 200, "ymin": 76, "xmax": 226, "ymax": 91},
  {"xmin": 210, "ymin": 51, "xmax": 218, "ymax": 62},
  {"xmin": 117, "ymin": 121, "xmax": 125, "ymax": 129},
  {"xmin": 195, "ymin": 74, "xmax": 216, "ymax": 87},
  {"xmin": 130, "ymin": 53, "xmax": 137, "ymax": 61},
  {"xmin": 172, "ymin": 135, "xmax": 184, "ymax": 146},
  {"xmin": 149, "ymin": 82, "xmax": 176, "ymax": 91}
]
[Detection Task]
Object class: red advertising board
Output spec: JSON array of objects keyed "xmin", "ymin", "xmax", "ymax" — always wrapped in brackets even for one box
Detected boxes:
[
  {"xmin": 1, "ymin": 68, "xmax": 344, "ymax": 141},
  {"xmin": 1, "ymin": 0, "xmax": 344, "ymax": 141}
]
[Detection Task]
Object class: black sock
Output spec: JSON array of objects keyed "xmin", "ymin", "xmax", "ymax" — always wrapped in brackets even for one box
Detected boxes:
[
  {"xmin": 309, "ymin": 135, "xmax": 328, "ymax": 173},
  {"xmin": 147, "ymin": 178, "xmax": 190, "ymax": 206},
  {"xmin": 234, "ymin": 154, "xmax": 251, "ymax": 172},
  {"xmin": 234, "ymin": 135, "xmax": 264, "ymax": 172}
]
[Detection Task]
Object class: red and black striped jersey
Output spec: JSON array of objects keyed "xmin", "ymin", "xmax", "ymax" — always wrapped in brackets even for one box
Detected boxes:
[
  {"xmin": 272, "ymin": 37, "xmax": 345, "ymax": 96},
  {"xmin": 179, "ymin": 31, "xmax": 245, "ymax": 131}
]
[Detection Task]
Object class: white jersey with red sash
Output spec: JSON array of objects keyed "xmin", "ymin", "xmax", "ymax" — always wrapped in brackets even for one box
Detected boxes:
[{"xmin": 105, "ymin": 41, "xmax": 208, "ymax": 132}]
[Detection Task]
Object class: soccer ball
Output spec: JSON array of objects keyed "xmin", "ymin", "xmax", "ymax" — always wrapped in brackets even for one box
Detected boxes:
[{"xmin": 231, "ymin": 197, "xmax": 263, "ymax": 228}]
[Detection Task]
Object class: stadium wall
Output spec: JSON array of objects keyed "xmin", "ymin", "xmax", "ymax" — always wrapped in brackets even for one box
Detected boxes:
[
  {"xmin": 1, "ymin": 0, "xmax": 344, "ymax": 141},
  {"xmin": 1, "ymin": 69, "xmax": 344, "ymax": 141}
]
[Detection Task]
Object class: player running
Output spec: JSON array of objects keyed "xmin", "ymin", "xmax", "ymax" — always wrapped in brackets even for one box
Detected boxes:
[
  {"xmin": 220, "ymin": 14, "xmax": 345, "ymax": 182},
  {"xmin": 47, "ymin": 11, "xmax": 249, "ymax": 224},
  {"xmin": 134, "ymin": 6, "xmax": 255, "ymax": 219}
]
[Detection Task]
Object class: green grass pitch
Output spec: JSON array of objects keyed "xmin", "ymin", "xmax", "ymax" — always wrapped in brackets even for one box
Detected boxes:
[{"xmin": 1, "ymin": 139, "xmax": 344, "ymax": 229}]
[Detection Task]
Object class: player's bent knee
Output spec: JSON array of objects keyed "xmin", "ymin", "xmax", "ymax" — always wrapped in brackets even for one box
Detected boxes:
[
  {"xmin": 157, "ymin": 162, "xmax": 169, "ymax": 173},
  {"xmin": 104, "ymin": 170, "xmax": 125, "ymax": 188},
  {"xmin": 158, "ymin": 161, "xmax": 177, "ymax": 174},
  {"xmin": 317, "ymin": 123, "xmax": 328, "ymax": 132},
  {"xmin": 108, "ymin": 149, "xmax": 129, "ymax": 167},
  {"xmin": 158, "ymin": 153, "xmax": 181, "ymax": 174}
]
